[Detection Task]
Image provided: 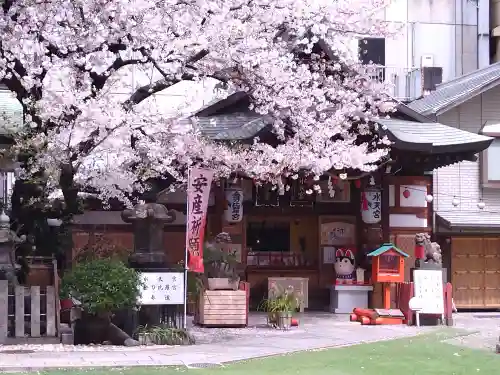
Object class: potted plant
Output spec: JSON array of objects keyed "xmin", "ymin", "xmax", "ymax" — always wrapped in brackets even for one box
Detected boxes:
[
  {"xmin": 204, "ymin": 232, "xmax": 241, "ymax": 291},
  {"xmin": 260, "ymin": 283, "xmax": 300, "ymax": 330},
  {"xmin": 60, "ymin": 258, "xmax": 143, "ymax": 345}
]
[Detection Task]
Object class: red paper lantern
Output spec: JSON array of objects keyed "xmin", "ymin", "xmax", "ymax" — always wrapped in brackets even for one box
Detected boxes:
[
  {"xmin": 403, "ymin": 189, "xmax": 410, "ymax": 199},
  {"xmin": 354, "ymin": 180, "xmax": 361, "ymax": 188}
]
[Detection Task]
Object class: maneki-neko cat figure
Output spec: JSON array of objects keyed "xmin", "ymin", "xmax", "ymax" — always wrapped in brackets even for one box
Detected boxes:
[{"xmin": 334, "ymin": 248, "xmax": 356, "ymax": 284}]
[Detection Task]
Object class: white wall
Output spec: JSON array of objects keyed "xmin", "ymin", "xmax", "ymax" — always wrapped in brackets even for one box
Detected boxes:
[
  {"xmin": 435, "ymin": 86, "xmax": 500, "ymax": 214},
  {"xmin": 383, "ymin": 0, "xmax": 480, "ymax": 86}
]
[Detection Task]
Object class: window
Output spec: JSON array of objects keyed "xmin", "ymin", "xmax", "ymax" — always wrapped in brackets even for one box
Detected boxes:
[
  {"xmin": 480, "ymin": 122, "xmax": 500, "ymax": 187},
  {"xmin": 358, "ymin": 38, "xmax": 386, "ymax": 80},
  {"xmin": 246, "ymin": 221, "xmax": 290, "ymax": 252},
  {"xmin": 358, "ymin": 38, "xmax": 386, "ymax": 65}
]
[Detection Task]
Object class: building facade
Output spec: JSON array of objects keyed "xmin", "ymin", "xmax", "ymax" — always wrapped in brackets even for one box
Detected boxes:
[
  {"xmin": 409, "ymin": 63, "xmax": 500, "ymax": 309},
  {"xmin": 355, "ymin": 0, "xmax": 489, "ymax": 101}
]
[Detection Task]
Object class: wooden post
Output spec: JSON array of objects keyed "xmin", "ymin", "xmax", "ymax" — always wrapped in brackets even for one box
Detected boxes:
[
  {"xmin": 46, "ymin": 286, "xmax": 57, "ymax": 336},
  {"xmin": 52, "ymin": 258, "xmax": 60, "ymax": 337},
  {"xmin": 30, "ymin": 286, "xmax": 41, "ymax": 337},
  {"xmin": 383, "ymin": 283, "xmax": 391, "ymax": 310},
  {"xmin": 0, "ymin": 281, "xmax": 8, "ymax": 343},
  {"xmin": 14, "ymin": 286, "xmax": 24, "ymax": 337}
]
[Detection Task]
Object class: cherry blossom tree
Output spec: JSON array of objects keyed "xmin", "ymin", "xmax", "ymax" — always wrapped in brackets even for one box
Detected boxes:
[{"xmin": 0, "ymin": 0, "xmax": 396, "ymax": 213}]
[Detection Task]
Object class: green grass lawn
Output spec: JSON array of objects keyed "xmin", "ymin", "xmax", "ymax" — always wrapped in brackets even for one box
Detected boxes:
[{"xmin": 21, "ymin": 331, "xmax": 500, "ymax": 375}]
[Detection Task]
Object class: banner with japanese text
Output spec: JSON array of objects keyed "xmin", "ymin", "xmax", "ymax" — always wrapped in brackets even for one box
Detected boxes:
[{"xmin": 186, "ymin": 168, "xmax": 214, "ymax": 273}]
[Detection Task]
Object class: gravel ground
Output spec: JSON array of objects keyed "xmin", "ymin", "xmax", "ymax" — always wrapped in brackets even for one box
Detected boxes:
[{"xmin": 0, "ymin": 313, "xmax": 307, "ymax": 352}]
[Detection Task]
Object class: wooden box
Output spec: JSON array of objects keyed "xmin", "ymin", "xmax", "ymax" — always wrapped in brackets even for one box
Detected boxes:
[{"xmin": 198, "ymin": 290, "xmax": 247, "ymax": 327}]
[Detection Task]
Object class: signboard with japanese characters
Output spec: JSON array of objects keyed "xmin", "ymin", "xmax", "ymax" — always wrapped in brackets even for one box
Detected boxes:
[
  {"xmin": 361, "ymin": 188, "xmax": 382, "ymax": 224},
  {"xmin": 186, "ymin": 168, "xmax": 214, "ymax": 273},
  {"xmin": 138, "ymin": 272, "xmax": 185, "ymax": 305},
  {"xmin": 320, "ymin": 221, "xmax": 355, "ymax": 246},
  {"xmin": 413, "ymin": 269, "xmax": 444, "ymax": 315},
  {"xmin": 224, "ymin": 188, "xmax": 243, "ymax": 223}
]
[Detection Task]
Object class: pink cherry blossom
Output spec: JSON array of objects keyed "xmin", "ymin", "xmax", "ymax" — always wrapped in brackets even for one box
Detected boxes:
[{"xmin": 0, "ymin": 0, "xmax": 396, "ymax": 206}]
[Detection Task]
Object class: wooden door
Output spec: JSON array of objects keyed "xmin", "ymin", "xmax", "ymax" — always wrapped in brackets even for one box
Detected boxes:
[
  {"xmin": 451, "ymin": 237, "xmax": 484, "ymax": 308},
  {"xmin": 483, "ymin": 238, "xmax": 500, "ymax": 307},
  {"xmin": 451, "ymin": 237, "xmax": 500, "ymax": 309}
]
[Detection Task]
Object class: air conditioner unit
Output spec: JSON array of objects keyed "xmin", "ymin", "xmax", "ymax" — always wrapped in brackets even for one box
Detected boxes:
[{"xmin": 420, "ymin": 55, "xmax": 434, "ymax": 68}]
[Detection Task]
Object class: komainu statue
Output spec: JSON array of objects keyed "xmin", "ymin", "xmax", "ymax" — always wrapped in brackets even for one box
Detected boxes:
[{"xmin": 415, "ymin": 233, "xmax": 442, "ymax": 265}]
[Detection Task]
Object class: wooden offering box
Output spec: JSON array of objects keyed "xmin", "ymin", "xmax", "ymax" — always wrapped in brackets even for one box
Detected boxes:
[
  {"xmin": 368, "ymin": 243, "xmax": 408, "ymax": 284},
  {"xmin": 198, "ymin": 290, "xmax": 248, "ymax": 327}
]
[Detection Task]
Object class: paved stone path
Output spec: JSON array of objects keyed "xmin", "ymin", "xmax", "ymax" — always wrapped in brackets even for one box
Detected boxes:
[
  {"xmin": 0, "ymin": 313, "xmax": 437, "ymax": 371},
  {"xmin": 443, "ymin": 312, "xmax": 500, "ymax": 352}
]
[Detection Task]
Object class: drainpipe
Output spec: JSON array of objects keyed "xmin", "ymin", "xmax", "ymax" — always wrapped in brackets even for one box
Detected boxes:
[
  {"xmin": 474, "ymin": 0, "xmax": 490, "ymax": 67},
  {"xmin": 476, "ymin": 0, "xmax": 489, "ymax": 67},
  {"xmin": 491, "ymin": 0, "xmax": 500, "ymax": 62}
]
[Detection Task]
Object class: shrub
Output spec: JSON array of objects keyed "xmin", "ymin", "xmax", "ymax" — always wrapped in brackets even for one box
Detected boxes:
[{"xmin": 60, "ymin": 259, "xmax": 142, "ymax": 315}]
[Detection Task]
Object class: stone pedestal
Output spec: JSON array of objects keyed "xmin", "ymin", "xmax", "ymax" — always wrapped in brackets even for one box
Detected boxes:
[{"xmin": 329, "ymin": 285, "xmax": 373, "ymax": 314}]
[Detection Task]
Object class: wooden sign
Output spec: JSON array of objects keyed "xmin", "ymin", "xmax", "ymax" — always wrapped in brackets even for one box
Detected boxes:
[
  {"xmin": 320, "ymin": 221, "xmax": 355, "ymax": 246},
  {"xmin": 413, "ymin": 269, "xmax": 444, "ymax": 315}
]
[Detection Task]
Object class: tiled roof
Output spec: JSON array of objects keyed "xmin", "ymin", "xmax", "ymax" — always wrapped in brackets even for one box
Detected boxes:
[
  {"xmin": 408, "ymin": 62, "xmax": 500, "ymax": 115},
  {"xmin": 377, "ymin": 118, "xmax": 493, "ymax": 152},
  {"xmin": 194, "ymin": 113, "xmax": 267, "ymax": 140},
  {"xmin": 437, "ymin": 211, "xmax": 500, "ymax": 229},
  {"xmin": 367, "ymin": 243, "xmax": 409, "ymax": 257}
]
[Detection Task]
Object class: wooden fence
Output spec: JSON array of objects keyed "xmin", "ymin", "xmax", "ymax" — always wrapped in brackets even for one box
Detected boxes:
[{"xmin": 0, "ymin": 281, "xmax": 59, "ymax": 344}]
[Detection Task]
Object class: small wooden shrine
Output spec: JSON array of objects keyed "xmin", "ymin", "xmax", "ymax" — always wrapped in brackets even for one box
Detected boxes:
[{"xmin": 350, "ymin": 244, "xmax": 409, "ymax": 325}]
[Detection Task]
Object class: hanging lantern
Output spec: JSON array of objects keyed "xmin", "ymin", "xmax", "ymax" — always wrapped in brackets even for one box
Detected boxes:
[
  {"xmin": 477, "ymin": 200, "xmax": 486, "ymax": 210},
  {"xmin": 224, "ymin": 188, "xmax": 243, "ymax": 223},
  {"xmin": 402, "ymin": 188, "xmax": 411, "ymax": 199},
  {"xmin": 361, "ymin": 188, "xmax": 382, "ymax": 224},
  {"xmin": 354, "ymin": 180, "xmax": 361, "ymax": 189},
  {"xmin": 425, "ymin": 194, "xmax": 434, "ymax": 203},
  {"xmin": 452, "ymin": 196, "xmax": 459, "ymax": 207}
]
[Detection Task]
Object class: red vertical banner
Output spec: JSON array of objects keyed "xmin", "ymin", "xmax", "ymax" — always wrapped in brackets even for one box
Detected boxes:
[{"xmin": 186, "ymin": 168, "xmax": 214, "ymax": 273}]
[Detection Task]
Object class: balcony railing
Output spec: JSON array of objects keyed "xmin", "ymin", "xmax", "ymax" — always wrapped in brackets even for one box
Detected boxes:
[{"xmin": 368, "ymin": 66, "xmax": 422, "ymax": 102}]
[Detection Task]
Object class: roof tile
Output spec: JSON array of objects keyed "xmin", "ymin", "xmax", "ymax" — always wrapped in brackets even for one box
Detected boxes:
[{"xmin": 408, "ymin": 62, "xmax": 500, "ymax": 115}]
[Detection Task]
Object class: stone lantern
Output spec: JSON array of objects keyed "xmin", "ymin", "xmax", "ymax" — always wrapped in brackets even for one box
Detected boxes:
[
  {"xmin": 120, "ymin": 203, "xmax": 176, "ymax": 330},
  {"xmin": 0, "ymin": 210, "xmax": 23, "ymax": 284},
  {"xmin": 121, "ymin": 203, "xmax": 176, "ymax": 269}
]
